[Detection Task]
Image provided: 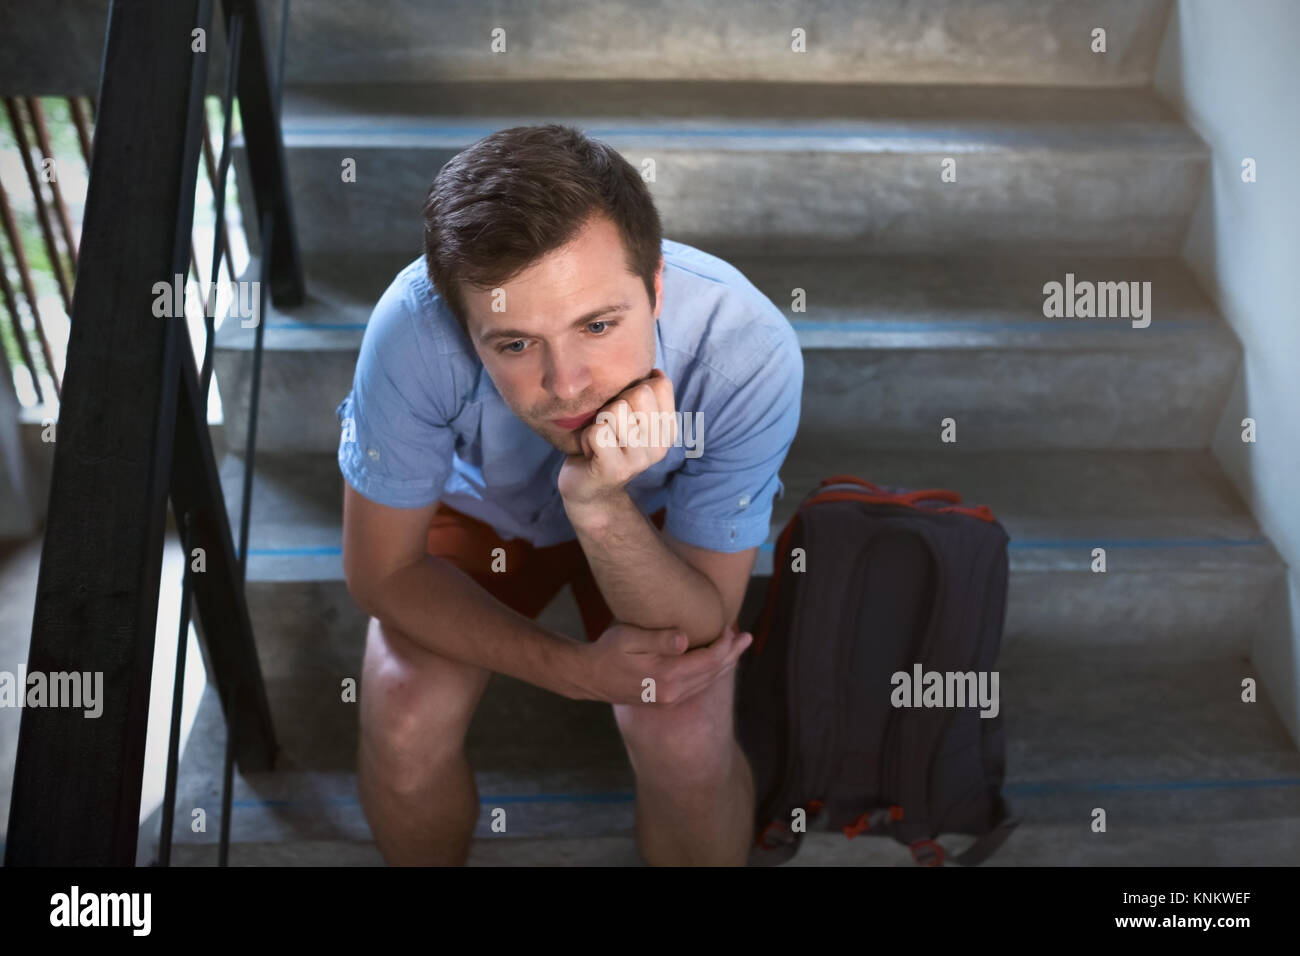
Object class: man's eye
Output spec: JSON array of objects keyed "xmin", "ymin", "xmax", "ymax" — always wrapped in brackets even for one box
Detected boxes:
[
  {"xmin": 588, "ymin": 320, "xmax": 612, "ymax": 334},
  {"xmin": 502, "ymin": 340, "xmax": 526, "ymax": 354}
]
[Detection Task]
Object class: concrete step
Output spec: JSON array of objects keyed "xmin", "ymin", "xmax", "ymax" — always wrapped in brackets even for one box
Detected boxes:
[
  {"xmin": 217, "ymin": 446, "xmax": 1284, "ymax": 658},
  {"xmin": 266, "ymin": 0, "xmax": 1172, "ymax": 88},
  {"xmin": 150, "ymin": 645, "xmax": 1300, "ymax": 865},
  {"xmin": 242, "ymin": 82, "xmax": 1206, "ymax": 262},
  {"xmin": 1, "ymin": 1, "xmax": 1172, "ymax": 97},
  {"xmin": 163, "ymin": 814, "xmax": 1300, "ymax": 867},
  {"xmin": 720, "ymin": 253, "xmax": 1238, "ymax": 449},
  {"xmin": 214, "ymin": 253, "xmax": 1235, "ymax": 454}
]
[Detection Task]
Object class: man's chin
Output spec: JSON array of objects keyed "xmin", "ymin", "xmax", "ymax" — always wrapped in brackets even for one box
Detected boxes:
[{"xmin": 535, "ymin": 424, "xmax": 584, "ymax": 456}]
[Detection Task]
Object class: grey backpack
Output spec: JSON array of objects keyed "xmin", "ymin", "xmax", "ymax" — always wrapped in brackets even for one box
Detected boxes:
[{"xmin": 739, "ymin": 475, "xmax": 1021, "ymax": 866}]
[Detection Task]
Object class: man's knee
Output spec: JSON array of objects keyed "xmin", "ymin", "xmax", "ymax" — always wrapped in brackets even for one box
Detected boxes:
[
  {"xmin": 613, "ymin": 672, "xmax": 738, "ymax": 785},
  {"xmin": 359, "ymin": 616, "xmax": 491, "ymax": 783}
]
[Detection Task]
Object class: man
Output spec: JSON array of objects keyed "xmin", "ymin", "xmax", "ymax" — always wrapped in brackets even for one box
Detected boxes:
[{"xmin": 336, "ymin": 124, "xmax": 802, "ymax": 866}]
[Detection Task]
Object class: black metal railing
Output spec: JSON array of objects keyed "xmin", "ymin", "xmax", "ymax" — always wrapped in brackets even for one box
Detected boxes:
[
  {"xmin": 4, "ymin": 0, "xmax": 302, "ymax": 866},
  {"xmin": 2, "ymin": 92, "xmax": 246, "ymax": 412}
]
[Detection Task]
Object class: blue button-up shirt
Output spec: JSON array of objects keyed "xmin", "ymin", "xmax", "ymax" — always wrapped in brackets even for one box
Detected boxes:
[{"xmin": 335, "ymin": 238, "xmax": 802, "ymax": 553}]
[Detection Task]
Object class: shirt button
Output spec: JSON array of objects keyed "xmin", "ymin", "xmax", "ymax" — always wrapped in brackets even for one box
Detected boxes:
[
  {"xmin": 738, "ymin": 495, "xmax": 751, "ymax": 509},
  {"xmin": 367, "ymin": 447, "xmax": 380, "ymax": 461}
]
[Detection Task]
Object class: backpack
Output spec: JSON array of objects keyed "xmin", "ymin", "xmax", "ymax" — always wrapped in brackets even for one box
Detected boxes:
[{"xmin": 738, "ymin": 475, "xmax": 1021, "ymax": 866}]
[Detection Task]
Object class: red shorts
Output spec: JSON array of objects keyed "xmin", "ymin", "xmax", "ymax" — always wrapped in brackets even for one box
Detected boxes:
[{"xmin": 426, "ymin": 503, "xmax": 666, "ymax": 643}]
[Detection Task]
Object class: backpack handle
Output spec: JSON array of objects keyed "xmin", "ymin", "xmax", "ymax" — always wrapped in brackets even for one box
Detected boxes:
[{"xmin": 820, "ymin": 475, "xmax": 963, "ymax": 506}]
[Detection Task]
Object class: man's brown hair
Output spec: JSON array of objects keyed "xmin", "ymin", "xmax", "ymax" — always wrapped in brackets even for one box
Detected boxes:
[{"xmin": 422, "ymin": 124, "xmax": 663, "ymax": 333}]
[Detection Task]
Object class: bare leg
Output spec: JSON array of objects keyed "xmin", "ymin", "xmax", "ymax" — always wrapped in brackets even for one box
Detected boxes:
[
  {"xmin": 633, "ymin": 737, "xmax": 755, "ymax": 866},
  {"xmin": 615, "ymin": 670, "xmax": 754, "ymax": 866},
  {"xmin": 357, "ymin": 615, "xmax": 492, "ymax": 865}
]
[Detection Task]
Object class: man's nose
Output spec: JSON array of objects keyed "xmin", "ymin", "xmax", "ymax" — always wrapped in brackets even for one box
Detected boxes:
[{"xmin": 542, "ymin": 344, "xmax": 592, "ymax": 402}]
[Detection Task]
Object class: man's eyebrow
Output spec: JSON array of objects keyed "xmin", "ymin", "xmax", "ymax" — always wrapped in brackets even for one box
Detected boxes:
[{"xmin": 477, "ymin": 302, "xmax": 632, "ymax": 343}]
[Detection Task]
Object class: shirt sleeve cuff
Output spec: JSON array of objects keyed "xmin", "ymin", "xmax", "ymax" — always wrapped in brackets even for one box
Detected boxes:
[
  {"xmin": 338, "ymin": 445, "xmax": 442, "ymax": 510},
  {"xmin": 663, "ymin": 505, "xmax": 773, "ymax": 554}
]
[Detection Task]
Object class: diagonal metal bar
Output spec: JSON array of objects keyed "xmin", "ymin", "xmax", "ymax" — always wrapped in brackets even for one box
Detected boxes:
[
  {"xmin": 190, "ymin": 240, "xmax": 209, "ymax": 316},
  {"xmin": 156, "ymin": 509, "xmax": 195, "ymax": 867},
  {"xmin": 202, "ymin": 10, "xmax": 243, "ymax": 403},
  {"xmin": 170, "ymin": 236, "xmax": 279, "ymax": 788},
  {"xmin": 3, "ymin": 98, "xmax": 74, "ymax": 313},
  {"xmin": 0, "ymin": 177, "xmax": 60, "ymax": 397},
  {"xmin": 68, "ymin": 96, "xmax": 94, "ymax": 167},
  {"xmin": 218, "ymin": 0, "xmax": 302, "ymax": 308},
  {"xmin": 200, "ymin": 112, "xmax": 238, "ymax": 286},
  {"xmin": 26, "ymin": 98, "xmax": 81, "ymax": 271},
  {"xmin": 0, "ymin": 239, "xmax": 45, "ymax": 405}
]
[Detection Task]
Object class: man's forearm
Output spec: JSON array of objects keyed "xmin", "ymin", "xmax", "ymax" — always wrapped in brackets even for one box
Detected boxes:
[
  {"xmin": 355, "ymin": 554, "xmax": 587, "ymax": 700},
  {"xmin": 566, "ymin": 490, "xmax": 725, "ymax": 646}
]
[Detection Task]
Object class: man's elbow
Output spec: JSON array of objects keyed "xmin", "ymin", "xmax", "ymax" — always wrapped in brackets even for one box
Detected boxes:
[{"xmin": 681, "ymin": 584, "xmax": 729, "ymax": 649}]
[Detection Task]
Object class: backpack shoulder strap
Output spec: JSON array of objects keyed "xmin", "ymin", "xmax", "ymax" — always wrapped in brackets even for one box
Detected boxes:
[{"xmin": 951, "ymin": 796, "xmax": 1022, "ymax": 866}]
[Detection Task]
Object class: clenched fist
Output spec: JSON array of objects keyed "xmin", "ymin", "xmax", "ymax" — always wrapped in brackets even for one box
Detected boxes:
[{"xmin": 558, "ymin": 368, "xmax": 677, "ymax": 510}]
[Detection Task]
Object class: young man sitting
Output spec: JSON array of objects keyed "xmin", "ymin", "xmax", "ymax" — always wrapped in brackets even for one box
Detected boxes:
[{"xmin": 336, "ymin": 124, "xmax": 803, "ymax": 866}]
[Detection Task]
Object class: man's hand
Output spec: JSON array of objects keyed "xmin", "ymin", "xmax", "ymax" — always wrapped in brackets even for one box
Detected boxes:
[
  {"xmin": 558, "ymin": 368, "xmax": 677, "ymax": 513},
  {"xmin": 571, "ymin": 620, "xmax": 753, "ymax": 705}
]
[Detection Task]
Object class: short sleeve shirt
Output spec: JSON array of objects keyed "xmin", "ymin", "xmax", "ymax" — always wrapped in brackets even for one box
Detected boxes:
[{"xmin": 335, "ymin": 238, "xmax": 803, "ymax": 553}]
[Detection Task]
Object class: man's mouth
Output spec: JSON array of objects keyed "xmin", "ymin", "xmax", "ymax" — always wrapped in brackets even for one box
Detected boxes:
[{"xmin": 551, "ymin": 410, "xmax": 600, "ymax": 431}]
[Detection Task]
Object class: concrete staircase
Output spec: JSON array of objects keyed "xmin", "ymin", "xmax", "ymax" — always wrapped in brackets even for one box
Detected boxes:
[{"xmin": 154, "ymin": 0, "xmax": 1300, "ymax": 865}]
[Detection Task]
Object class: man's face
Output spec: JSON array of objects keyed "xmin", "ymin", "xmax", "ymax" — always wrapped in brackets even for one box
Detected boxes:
[{"xmin": 461, "ymin": 214, "xmax": 663, "ymax": 456}]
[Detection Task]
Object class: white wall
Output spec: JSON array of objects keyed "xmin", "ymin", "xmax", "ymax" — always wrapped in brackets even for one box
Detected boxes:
[{"xmin": 1154, "ymin": 0, "xmax": 1300, "ymax": 746}]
